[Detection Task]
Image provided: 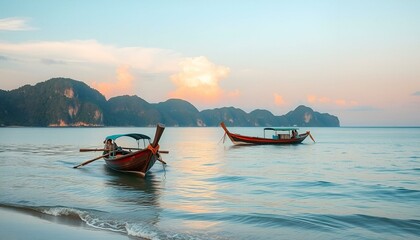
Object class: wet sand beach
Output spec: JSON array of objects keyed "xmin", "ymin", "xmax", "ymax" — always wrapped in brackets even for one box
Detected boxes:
[{"xmin": 0, "ymin": 207, "xmax": 140, "ymax": 240}]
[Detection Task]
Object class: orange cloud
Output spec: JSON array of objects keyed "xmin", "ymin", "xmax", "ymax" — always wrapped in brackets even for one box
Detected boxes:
[
  {"xmin": 274, "ymin": 93, "xmax": 287, "ymax": 106},
  {"xmin": 169, "ymin": 56, "xmax": 230, "ymax": 104},
  {"xmin": 307, "ymin": 95, "xmax": 317, "ymax": 103},
  {"xmin": 92, "ymin": 65, "xmax": 134, "ymax": 99}
]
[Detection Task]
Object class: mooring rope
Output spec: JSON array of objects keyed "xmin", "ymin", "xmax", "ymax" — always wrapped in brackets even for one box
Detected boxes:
[{"xmin": 147, "ymin": 144, "xmax": 160, "ymax": 155}]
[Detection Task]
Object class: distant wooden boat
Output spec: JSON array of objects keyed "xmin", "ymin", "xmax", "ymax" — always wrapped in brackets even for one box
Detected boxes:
[
  {"xmin": 220, "ymin": 122, "xmax": 315, "ymax": 145},
  {"xmin": 102, "ymin": 124, "xmax": 166, "ymax": 177}
]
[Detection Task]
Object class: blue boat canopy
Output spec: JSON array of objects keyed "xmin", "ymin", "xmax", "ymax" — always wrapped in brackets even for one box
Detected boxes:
[
  {"xmin": 105, "ymin": 133, "xmax": 151, "ymax": 141},
  {"xmin": 264, "ymin": 127, "xmax": 299, "ymax": 131}
]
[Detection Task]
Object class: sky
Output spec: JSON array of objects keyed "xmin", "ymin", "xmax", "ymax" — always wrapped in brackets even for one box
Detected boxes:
[{"xmin": 0, "ymin": 0, "xmax": 419, "ymax": 126}]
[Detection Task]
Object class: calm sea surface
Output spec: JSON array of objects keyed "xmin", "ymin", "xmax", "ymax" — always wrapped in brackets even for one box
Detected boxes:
[{"xmin": 0, "ymin": 127, "xmax": 419, "ymax": 239}]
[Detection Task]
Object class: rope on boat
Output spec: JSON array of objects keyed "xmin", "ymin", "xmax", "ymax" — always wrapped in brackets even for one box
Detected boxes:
[
  {"xmin": 161, "ymin": 157, "xmax": 166, "ymax": 178},
  {"xmin": 147, "ymin": 144, "xmax": 160, "ymax": 155},
  {"xmin": 218, "ymin": 133, "xmax": 227, "ymax": 144},
  {"xmin": 148, "ymin": 144, "xmax": 167, "ymax": 165}
]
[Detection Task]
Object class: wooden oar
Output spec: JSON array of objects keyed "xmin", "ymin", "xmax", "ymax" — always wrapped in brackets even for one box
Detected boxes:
[
  {"xmin": 81, "ymin": 147, "xmax": 169, "ymax": 154},
  {"xmin": 157, "ymin": 158, "xmax": 167, "ymax": 165},
  {"xmin": 309, "ymin": 132, "xmax": 316, "ymax": 143},
  {"xmin": 73, "ymin": 153, "xmax": 109, "ymax": 169},
  {"xmin": 120, "ymin": 146, "xmax": 169, "ymax": 154},
  {"xmin": 79, "ymin": 148, "xmax": 107, "ymax": 152}
]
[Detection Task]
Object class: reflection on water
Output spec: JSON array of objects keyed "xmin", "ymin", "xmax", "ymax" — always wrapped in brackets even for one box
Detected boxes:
[
  {"xmin": 101, "ymin": 165, "xmax": 163, "ymax": 225},
  {"xmin": 103, "ymin": 165, "xmax": 161, "ymax": 197},
  {"xmin": 1, "ymin": 127, "xmax": 420, "ymax": 240},
  {"xmin": 160, "ymin": 129, "xmax": 228, "ymax": 231}
]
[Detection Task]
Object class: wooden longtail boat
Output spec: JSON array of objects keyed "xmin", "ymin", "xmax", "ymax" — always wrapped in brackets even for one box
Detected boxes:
[
  {"xmin": 220, "ymin": 122, "xmax": 315, "ymax": 145},
  {"xmin": 102, "ymin": 124, "xmax": 166, "ymax": 177}
]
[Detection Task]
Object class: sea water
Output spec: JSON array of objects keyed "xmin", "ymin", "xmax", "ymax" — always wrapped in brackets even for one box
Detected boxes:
[{"xmin": 0, "ymin": 127, "xmax": 419, "ymax": 239}]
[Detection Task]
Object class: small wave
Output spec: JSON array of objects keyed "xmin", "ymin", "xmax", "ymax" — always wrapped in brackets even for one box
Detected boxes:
[
  {"xmin": 126, "ymin": 223, "xmax": 159, "ymax": 240},
  {"xmin": 171, "ymin": 210, "xmax": 420, "ymax": 237},
  {"xmin": 359, "ymin": 184, "xmax": 420, "ymax": 202},
  {"xmin": 40, "ymin": 207, "xmax": 127, "ymax": 234},
  {"xmin": 41, "ymin": 206, "xmax": 86, "ymax": 218},
  {"xmin": 207, "ymin": 175, "xmax": 248, "ymax": 183},
  {"xmin": 223, "ymin": 213, "xmax": 344, "ymax": 231},
  {"xmin": 0, "ymin": 204, "xmax": 166, "ymax": 240},
  {"xmin": 37, "ymin": 206, "xmax": 207, "ymax": 240},
  {"xmin": 335, "ymin": 214, "xmax": 420, "ymax": 236},
  {"xmin": 291, "ymin": 180, "xmax": 338, "ymax": 188},
  {"xmin": 40, "ymin": 207, "xmax": 156, "ymax": 238},
  {"xmin": 83, "ymin": 216, "xmax": 127, "ymax": 234},
  {"xmin": 228, "ymin": 212, "xmax": 420, "ymax": 237}
]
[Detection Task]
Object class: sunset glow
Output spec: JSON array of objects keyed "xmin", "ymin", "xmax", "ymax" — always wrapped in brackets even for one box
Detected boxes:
[
  {"xmin": 92, "ymin": 65, "xmax": 135, "ymax": 99},
  {"xmin": 1, "ymin": 1, "xmax": 419, "ymax": 125},
  {"xmin": 274, "ymin": 94, "xmax": 286, "ymax": 106},
  {"xmin": 169, "ymin": 56, "xmax": 230, "ymax": 104}
]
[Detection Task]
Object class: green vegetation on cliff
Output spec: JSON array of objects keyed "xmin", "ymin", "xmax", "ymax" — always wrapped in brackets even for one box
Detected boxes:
[{"xmin": 0, "ymin": 78, "xmax": 340, "ymax": 127}]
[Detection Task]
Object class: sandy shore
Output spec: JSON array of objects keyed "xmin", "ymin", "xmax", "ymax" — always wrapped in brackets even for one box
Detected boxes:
[{"xmin": 0, "ymin": 207, "xmax": 139, "ymax": 240}]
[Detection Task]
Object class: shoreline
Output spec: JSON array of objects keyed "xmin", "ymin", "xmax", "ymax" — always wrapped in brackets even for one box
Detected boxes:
[{"xmin": 0, "ymin": 206, "xmax": 141, "ymax": 240}]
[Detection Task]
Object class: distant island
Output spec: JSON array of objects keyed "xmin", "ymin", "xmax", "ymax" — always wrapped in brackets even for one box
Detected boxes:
[{"xmin": 0, "ymin": 78, "xmax": 340, "ymax": 127}]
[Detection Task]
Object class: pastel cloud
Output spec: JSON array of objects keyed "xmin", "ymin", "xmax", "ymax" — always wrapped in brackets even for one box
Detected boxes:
[
  {"xmin": 0, "ymin": 40, "xmax": 179, "ymax": 72},
  {"xmin": 91, "ymin": 65, "xmax": 134, "ymax": 99},
  {"xmin": 169, "ymin": 56, "xmax": 231, "ymax": 104},
  {"xmin": 413, "ymin": 91, "xmax": 420, "ymax": 96},
  {"xmin": 274, "ymin": 94, "xmax": 287, "ymax": 106},
  {"xmin": 0, "ymin": 17, "xmax": 35, "ymax": 31}
]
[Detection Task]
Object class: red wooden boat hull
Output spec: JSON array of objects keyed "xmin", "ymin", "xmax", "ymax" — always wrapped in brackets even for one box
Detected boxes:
[
  {"xmin": 220, "ymin": 122, "xmax": 313, "ymax": 145},
  {"xmin": 104, "ymin": 150, "xmax": 159, "ymax": 177},
  {"xmin": 104, "ymin": 124, "xmax": 165, "ymax": 176}
]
